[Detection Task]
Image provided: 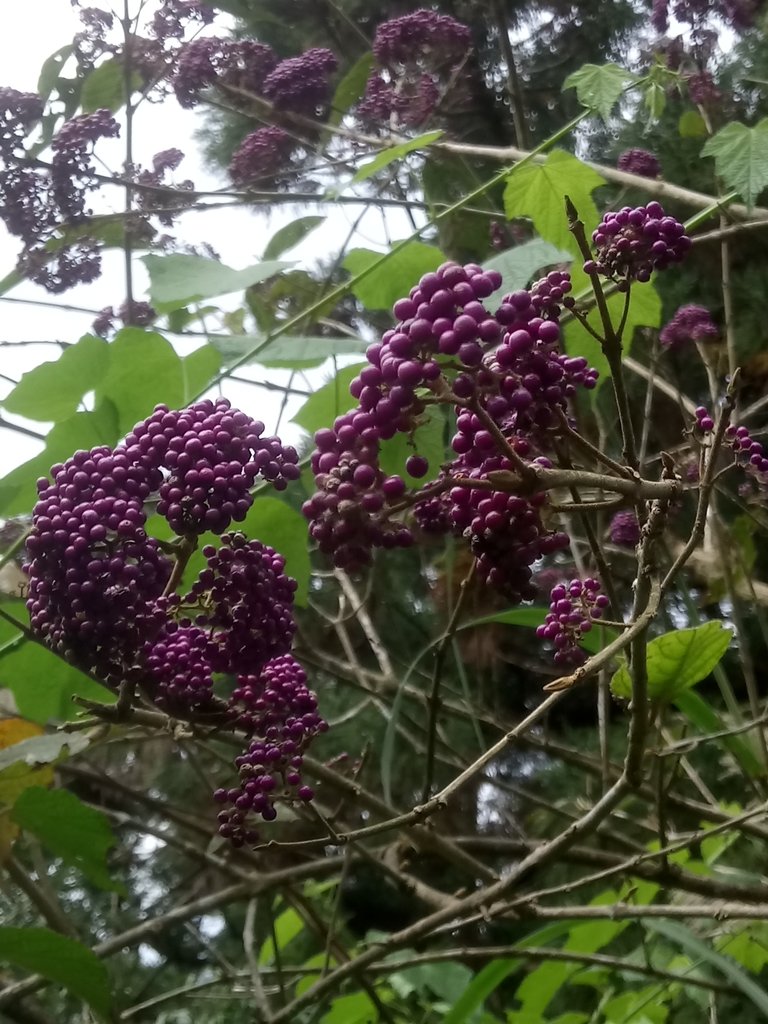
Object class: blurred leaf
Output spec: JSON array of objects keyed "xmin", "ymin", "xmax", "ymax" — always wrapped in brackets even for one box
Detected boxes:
[
  {"xmin": 679, "ymin": 110, "xmax": 707, "ymax": 138},
  {"xmin": 81, "ymin": 57, "xmax": 140, "ymax": 113},
  {"xmin": 443, "ymin": 958, "xmax": 519, "ymax": 1024},
  {"xmin": 611, "ymin": 621, "xmax": 732, "ymax": 701},
  {"xmin": 504, "ymin": 151, "xmax": 606, "ymax": 257},
  {"xmin": 292, "ymin": 363, "xmax": 365, "ymax": 435},
  {"xmin": 0, "ymin": 731, "xmax": 89, "ymax": 773},
  {"xmin": 143, "ymin": 253, "xmax": 291, "ymax": 312},
  {"xmin": 0, "ymin": 403, "xmax": 120, "ymax": 517},
  {"xmin": 37, "ymin": 45, "xmax": 74, "ymax": 102},
  {"xmin": 343, "ymin": 242, "xmax": 445, "ymax": 310},
  {"xmin": 485, "ymin": 239, "xmax": 572, "ymax": 298},
  {"xmin": 0, "ymin": 718, "xmax": 52, "ymax": 861},
  {"xmin": 674, "ymin": 690, "xmax": 762, "ymax": 777},
  {"xmin": 0, "ymin": 927, "xmax": 111, "ymax": 1018},
  {"xmin": 96, "ymin": 327, "xmax": 184, "ymax": 433},
  {"xmin": 460, "ymin": 607, "xmax": 615, "ymax": 655},
  {"xmin": 0, "ymin": 638, "xmax": 115, "ymax": 724},
  {"xmin": 342, "ymin": 130, "xmax": 443, "ymax": 190},
  {"xmin": 379, "ymin": 407, "xmax": 447, "ymax": 486},
  {"xmin": 563, "ymin": 63, "xmax": 637, "ymax": 120},
  {"xmin": 263, "ymin": 216, "xmax": 325, "ymax": 260},
  {"xmin": 3, "ymin": 334, "xmax": 110, "ymax": 422},
  {"xmin": 13, "ymin": 787, "xmax": 122, "ymax": 892},
  {"xmin": 181, "ymin": 344, "xmax": 221, "ymax": 402},
  {"xmin": 320, "ymin": 991, "xmax": 380, "ymax": 1024},
  {"xmin": 702, "ymin": 119, "xmax": 768, "ymax": 208},
  {"xmin": 647, "ymin": 919, "xmax": 768, "ymax": 1015},
  {"xmin": 211, "ymin": 334, "xmax": 367, "ymax": 369},
  {"xmin": 259, "ymin": 906, "xmax": 304, "ymax": 965},
  {"xmin": 644, "ymin": 80, "xmax": 667, "ymax": 121},
  {"xmin": 329, "ymin": 51, "xmax": 373, "ymax": 128}
]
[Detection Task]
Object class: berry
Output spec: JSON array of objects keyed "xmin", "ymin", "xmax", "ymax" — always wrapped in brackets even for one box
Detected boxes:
[
  {"xmin": 660, "ymin": 305, "xmax": 718, "ymax": 349},
  {"xmin": 537, "ymin": 578, "xmax": 609, "ymax": 668},
  {"xmin": 609, "ymin": 510, "xmax": 641, "ymax": 548},
  {"xmin": 588, "ymin": 203, "xmax": 690, "ymax": 284},
  {"xmin": 617, "ymin": 149, "xmax": 660, "ymax": 178}
]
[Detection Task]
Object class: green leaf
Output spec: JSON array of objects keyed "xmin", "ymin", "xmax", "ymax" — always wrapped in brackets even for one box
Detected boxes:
[
  {"xmin": 443, "ymin": 958, "xmax": 519, "ymax": 1024},
  {"xmin": 96, "ymin": 327, "xmax": 185, "ymax": 433},
  {"xmin": 0, "ymin": 732, "xmax": 89, "ymax": 773},
  {"xmin": 37, "ymin": 45, "xmax": 74, "ymax": 102},
  {"xmin": 485, "ymin": 239, "xmax": 572, "ymax": 298},
  {"xmin": 461, "ymin": 607, "xmax": 615, "ymax": 656},
  {"xmin": 644, "ymin": 80, "xmax": 667, "ymax": 121},
  {"xmin": 394, "ymin": 961, "xmax": 473, "ymax": 1003},
  {"xmin": 702, "ymin": 119, "xmax": 768, "ymax": 209},
  {"xmin": 259, "ymin": 906, "xmax": 304, "ymax": 965},
  {"xmin": 143, "ymin": 253, "xmax": 291, "ymax": 312},
  {"xmin": 0, "ymin": 927, "xmax": 111, "ymax": 1018},
  {"xmin": 263, "ymin": 216, "xmax": 325, "ymax": 260},
  {"xmin": 0, "ymin": 403, "xmax": 120, "ymax": 517},
  {"xmin": 647, "ymin": 919, "xmax": 768, "ymax": 1016},
  {"xmin": 515, "ymin": 961, "xmax": 576, "ymax": 1016},
  {"xmin": 211, "ymin": 334, "xmax": 367, "ymax": 369},
  {"xmin": 610, "ymin": 621, "xmax": 732, "ymax": 701},
  {"xmin": 343, "ymin": 130, "xmax": 444, "ymax": 190},
  {"xmin": 320, "ymin": 991, "xmax": 380, "ymax": 1024},
  {"xmin": 674, "ymin": 690, "xmax": 762, "ymax": 777},
  {"xmin": 329, "ymin": 51, "xmax": 373, "ymax": 128},
  {"xmin": 504, "ymin": 151, "xmax": 606, "ymax": 257},
  {"xmin": 3, "ymin": 334, "xmax": 110, "ymax": 422},
  {"xmin": 563, "ymin": 63, "xmax": 637, "ymax": 121},
  {"xmin": 181, "ymin": 344, "xmax": 221, "ymax": 402},
  {"xmin": 12, "ymin": 787, "xmax": 122, "ymax": 892},
  {"xmin": 679, "ymin": 110, "xmax": 707, "ymax": 139},
  {"xmin": 565, "ymin": 279, "xmax": 661, "ymax": 399},
  {"xmin": 292, "ymin": 363, "xmax": 365, "ymax": 435},
  {"xmin": 81, "ymin": 57, "xmax": 140, "ymax": 113},
  {"xmin": 0, "ymin": 639, "xmax": 115, "ymax": 724},
  {"xmin": 379, "ymin": 407, "xmax": 447, "ymax": 486},
  {"xmin": 343, "ymin": 242, "xmax": 445, "ymax": 310}
]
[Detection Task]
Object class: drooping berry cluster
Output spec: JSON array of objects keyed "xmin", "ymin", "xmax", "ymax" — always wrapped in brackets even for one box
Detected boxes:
[
  {"xmin": 122, "ymin": 398, "xmax": 300, "ymax": 536},
  {"xmin": 135, "ymin": 148, "xmax": 194, "ymax": 227},
  {"xmin": 585, "ymin": 203, "xmax": 690, "ymax": 286},
  {"xmin": 229, "ymin": 126, "xmax": 296, "ymax": 187},
  {"xmin": 696, "ymin": 409, "xmax": 768, "ymax": 493},
  {"xmin": 660, "ymin": 305, "xmax": 718, "ymax": 349},
  {"xmin": 609, "ymin": 510, "xmax": 641, "ymax": 548},
  {"xmin": 358, "ymin": 10, "xmax": 472, "ymax": 132},
  {"xmin": 687, "ymin": 71, "xmax": 722, "ymax": 106},
  {"xmin": 617, "ymin": 149, "xmax": 660, "ymax": 179},
  {"xmin": 93, "ymin": 300, "xmax": 157, "ymax": 336},
  {"xmin": 26, "ymin": 400, "xmax": 323, "ymax": 846},
  {"xmin": 536, "ymin": 578, "xmax": 609, "ymax": 668},
  {"xmin": 305, "ymin": 261, "xmax": 600, "ymax": 599},
  {"xmin": 173, "ymin": 38, "xmax": 278, "ymax": 108},
  {"xmin": 215, "ymin": 655, "xmax": 327, "ymax": 846},
  {"xmin": 263, "ymin": 48, "xmax": 338, "ymax": 116}
]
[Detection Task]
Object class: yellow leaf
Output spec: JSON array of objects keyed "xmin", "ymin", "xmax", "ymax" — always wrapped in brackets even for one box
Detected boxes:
[{"xmin": 0, "ymin": 717, "xmax": 53, "ymax": 862}]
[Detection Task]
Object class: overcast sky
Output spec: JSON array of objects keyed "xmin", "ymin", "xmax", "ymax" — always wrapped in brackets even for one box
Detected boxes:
[{"xmin": 0, "ymin": 3, "xmax": 417, "ymax": 475}]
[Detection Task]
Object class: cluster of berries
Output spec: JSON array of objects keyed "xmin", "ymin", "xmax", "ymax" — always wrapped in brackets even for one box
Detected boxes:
[{"xmin": 536, "ymin": 578, "xmax": 609, "ymax": 668}]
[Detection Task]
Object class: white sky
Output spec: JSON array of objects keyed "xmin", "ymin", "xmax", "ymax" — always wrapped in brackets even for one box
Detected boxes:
[{"xmin": 0, "ymin": 2, "xmax": 418, "ymax": 475}]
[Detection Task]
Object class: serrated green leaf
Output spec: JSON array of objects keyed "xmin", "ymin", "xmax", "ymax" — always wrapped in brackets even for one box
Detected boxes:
[
  {"xmin": 379, "ymin": 407, "xmax": 446, "ymax": 486},
  {"xmin": 504, "ymin": 151, "xmax": 606, "ymax": 257},
  {"xmin": 702, "ymin": 119, "xmax": 768, "ymax": 208},
  {"xmin": 81, "ymin": 57, "xmax": 140, "ymax": 113},
  {"xmin": 210, "ymin": 334, "xmax": 367, "ymax": 369},
  {"xmin": 13, "ymin": 787, "xmax": 122, "ymax": 892},
  {"xmin": 292, "ymin": 363, "xmax": 366, "ymax": 436},
  {"xmin": 485, "ymin": 239, "xmax": 572, "ymax": 298},
  {"xmin": 563, "ymin": 63, "xmax": 637, "ymax": 121},
  {"xmin": 263, "ymin": 216, "xmax": 325, "ymax": 260},
  {"xmin": 3, "ymin": 335, "xmax": 110, "ymax": 422},
  {"xmin": 342, "ymin": 130, "xmax": 443, "ymax": 190},
  {"xmin": 143, "ymin": 253, "xmax": 291, "ymax": 312},
  {"xmin": 0, "ymin": 403, "xmax": 120, "ymax": 517},
  {"xmin": 343, "ymin": 242, "xmax": 445, "ymax": 310},
  {"xmin": 679, "ymin": 110, "xmax": 707, "ymax": 139},
  {"xmin": 329, "ymin": 51, "xmax": 374, "ymax": 128},
  {"xmin": 96, "ymin": 327, "xmax": 184, "ymax": 433},
  {"xmin": 610, "ymin": 621, "xmax": 732, "ymax": 701},
  {"xmin": 0, "ymin": 927, "xmax": 111, "ymax": 1018}
]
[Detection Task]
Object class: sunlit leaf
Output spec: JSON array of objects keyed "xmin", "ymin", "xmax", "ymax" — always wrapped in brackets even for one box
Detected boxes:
[
  {"xmin": 563, "ymin": 63, "xmax": 637, "ymax": 121},
  {"xmin": 343, "ymin": 242, "xmax": 445, "ymax": 310},
  {"xmin": 2, "ymin": 334, "xmax": 110, "ymax": 423},
  {"xmin": 702, "ymin": 119, "xmax": 768, "ymax": 208},
  {"xmin": 292, "ymin": 363, "xmax": 365, "ymax": 435}
]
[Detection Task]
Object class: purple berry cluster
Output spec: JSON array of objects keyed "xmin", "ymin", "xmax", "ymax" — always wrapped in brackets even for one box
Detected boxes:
[
  {"xmin": 687, "ymin": 71, "xmax": 722, "ymax": 106},
  {"xmin": 696, "ymin": 409, "xmax": 768, "ymax": 493},
  {"xmin": 660, "ymin": 305, "xmax": 718, "ymax": 349},
  {"xmin": 537, "ymin": 578, "xmax": 609, "ymax": 668},
  {"xmin": 263, "ymin": 48, "xmax": 338, "ymax": 116},
  {"xmin": 305, "ymin": 261, "xmax": 598, "ymax": 599},
  {"xmin": 0, "ymin": 88, "xmax": 42, "ymax": 160},
  {"xmin": 122, "ymin": 398, "xmax": 300, "ymax": 536},
  {"xmin": 229, "ymin": 126, "xmax": 296, "ymax": 187},
  {"xmin": 617, "ymin": 149, "xmax": 660, "ymax": 179},
  {"xmin": 173, "ymin": 38, "xmax": 278, "ymax": 108},
  {"xmin": 359, "ymin": 11, "xmax": 471, "ymax": 132},
  {"xmin": 585, "ymin": 203, "xmax": 691, "ymax": 286},
  {"xmin": 50, "ymin": 109, "xmax": 120, "ymax": 222},
  {"xmin": 652, "ymin": 0, "xmax": 758, "ymax": 32},
  {"xmin": 92, "ymin": 300, "xmax": 157, "ymax": 337},
  {"xmin": 609, "ymin": 510, "xmax": 641, "ymax": 548},
  {"xmin": 215, "ymin": 655, "xmax": 327, "ymax": 846},
  {"xmin": 151, "ymin": 0, "xmax": 215, "ymax": 43},
  {"xmin": 26, "ymin": 399, "xmax": 324, "ymax": 846},
  {"xmin": 135, "ymin": 148, "xmax": 194, "ymax": 227}
]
